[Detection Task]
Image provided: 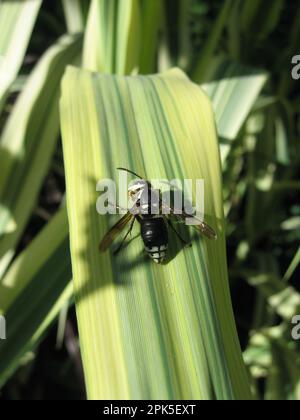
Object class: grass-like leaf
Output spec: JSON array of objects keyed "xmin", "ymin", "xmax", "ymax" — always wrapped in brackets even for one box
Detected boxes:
[
  {"xmin": 62, "ymin": 0, "xmax": 84, "ymax": 34},
  {"xmin": 0, "ymin": 0, "xmax": 42, "ymax": 112},
  {"xmin": 192, "ymin": 0, "xmax": 235, "ymax": 81},
  {"xmin": 201, "ymin": 60, "xmax": 267, "ymax": 161},
  {"xmin": 60, "ymin": 66, "xmax": 252, "ymax": 400},
  {"xmin": 83, "ymin": 0, "xmax": 140, "ymax": 74},
  {"xmin": 0, "ymin": 60, "xmax": 265, "ymax": 394},
  {"xmin": 0, "ymin": 34, "xmax": 81, "ymax": 277},
  {"xmin": 0, "ymin": 209, "xmax": 72, "ymax": 388}
]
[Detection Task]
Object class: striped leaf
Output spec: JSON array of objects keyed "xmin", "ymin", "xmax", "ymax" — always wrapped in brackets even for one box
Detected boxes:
[
  {"xmin": 62, "ymin": 0, "xmax": 85, "ymax": 34},
  {"xmin": 202, "ymin": 60, "xmax": 267, "ymax": 162},
  {"xmin": 0, "ymin": 34, "xmax": 81, "ymax": 278},
  {"xmin": 83, "ymin": 0, "xmax": 140, "ymax": 74},
  {"xmin": 60, "ymin": 66, "xmax": 252, "ymax": 400},
  {"xmin": 0, "ymin": 209, "xmax": 72, "ymax": 387},
  {"xmin": 0, "ymin": 0, "xmax": 42, "ymax": 112}
]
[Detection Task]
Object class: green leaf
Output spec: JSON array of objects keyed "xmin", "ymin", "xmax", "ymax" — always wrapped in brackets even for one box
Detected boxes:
[
  {"xmin": 283, "ymin": 247, "xmax": 300, "ymax": 282},
  {"xmin": 0, "ymin": 209, "xmax": 72, "ymax": 388},
  {"xmin": 0, "ymin": 209, "xmax": 69, "ymax": 313},
  {"xmin": 244, "ymin": 326, "xmax": 300, "ymax": 400},
  {"xmin": 192, "ymin": 0, "xmax": 235, "ymax": 81},
  {"xmin": 62, "ymin": 0, "xmax": 84, "ymax": 34},
  {"xmin": 247, "ymin": 273, "xmax": 300, "ymax": 321},
  {"xmin": 274, "ymin": 114, "xmax": 290, "ymax": 165},
  {"xmin": 138, "ymin": 0, "xmax": 162, "ymax": 73},
  {"xmin": 0, "ymin": 0, "xmax": 42, "ymax": 112},
  {"xmin": 60, "ymin": 66, "xmax": 252, "ymax": 400},
  {"xmin": 0, "ymin": 34, "xmax": 82, "ymax": 277},
  {"xmin": 202, "ymin": 60, "xmax": 267, "ymax": 161},
  {"xmin": 83, "ymin": 0, "xmax": 140, "ymax": 74},
  {"xmin": 241, "ymin": 0, "xmax": 284, "ymax": 39}
]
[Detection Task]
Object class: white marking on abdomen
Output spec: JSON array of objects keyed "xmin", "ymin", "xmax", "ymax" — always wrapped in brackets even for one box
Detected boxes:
[{"xmin": 145, "ymin": 245, "xmax": 167, "ymax": 262}]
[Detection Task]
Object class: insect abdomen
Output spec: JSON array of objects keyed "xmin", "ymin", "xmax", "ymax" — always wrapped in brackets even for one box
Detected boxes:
[{"xmin": 141, "ymin": 217, "xmax": 168, "ymax": 263}]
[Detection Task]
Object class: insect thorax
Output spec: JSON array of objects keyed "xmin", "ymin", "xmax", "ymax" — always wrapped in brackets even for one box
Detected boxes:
[{"xmin": 139, "ymin": 189, "xmax": 160, "ymax": 216}]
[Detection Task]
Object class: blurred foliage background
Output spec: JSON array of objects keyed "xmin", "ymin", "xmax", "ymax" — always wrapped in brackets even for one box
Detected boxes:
[{"xmin": 0, "ymin": 0, "xmax": 299, "ymax": 400}]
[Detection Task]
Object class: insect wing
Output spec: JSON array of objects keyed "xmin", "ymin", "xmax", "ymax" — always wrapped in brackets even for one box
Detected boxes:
[
  {"xmin": 99, "ymin": 212, "xmax": 134, "ymax": 252},
  {"xmin": 189, "ymin": 217, "xmax": 217, "ymax": 240},
  {"xmin": 161, "ymin": 201, "xmax": 217, "ymax": 240}
]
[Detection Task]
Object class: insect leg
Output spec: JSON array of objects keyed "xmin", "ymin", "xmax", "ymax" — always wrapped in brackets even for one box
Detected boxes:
[
  {"xmin": 113, "ymin": 217, "xmax": 136, "ymax": 256},
  {"xmin": 166, "ymin": 217, "xmax": 191, "ymax": 247},
  {"xmin": 108, "ymin": 202, "xmax": 128, "ymax": 212},
  {"xmin": 108, "ymin": 201, "xmax": 140, "ymax": 216}
]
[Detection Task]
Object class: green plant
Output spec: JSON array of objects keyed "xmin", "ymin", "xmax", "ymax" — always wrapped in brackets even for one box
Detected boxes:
[
  {"xmin": 60, "ymin": 66, "xmax": 252, "ymax": 399},
  {"xmin": 0, "ymin": 0, "xmax": 299, "ymax": 401}
]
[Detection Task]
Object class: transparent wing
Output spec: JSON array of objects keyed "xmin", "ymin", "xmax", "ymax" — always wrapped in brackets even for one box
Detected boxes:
[
  {"xmin": 99, "ymin": 212, "xmax": 134, "ymax": 252},
  {"xmin": 161, "ymin": 201, "xmax": 217, "ymax": 240}
]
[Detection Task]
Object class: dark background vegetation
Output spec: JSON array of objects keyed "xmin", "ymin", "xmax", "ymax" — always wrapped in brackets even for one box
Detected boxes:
[{"xmin": 1, "ymin": 0, "xmax": 299, "ymax": 400}]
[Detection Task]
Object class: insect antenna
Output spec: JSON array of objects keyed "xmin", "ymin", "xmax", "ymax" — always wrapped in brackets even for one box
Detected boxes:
[{"xmin": 117, "ymin": 167, "xmax": 144, "ymax": 179}]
